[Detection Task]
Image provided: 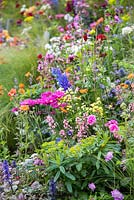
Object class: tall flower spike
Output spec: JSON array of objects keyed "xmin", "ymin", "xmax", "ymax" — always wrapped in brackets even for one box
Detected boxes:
[{"xmin": 3, "ymin": 160, "xmax": 12, "ymax": 184}]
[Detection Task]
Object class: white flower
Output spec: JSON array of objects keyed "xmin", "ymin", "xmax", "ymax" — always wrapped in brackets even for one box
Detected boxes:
[
  {"xmin": 21, "ymin": 26, "xmax": 32, "ymax": 35},
  {"xmin": 64, "ymin": 14, "xmax": 73, "ymax": 22},
  {"xmin": 122, "ymin": 26, "xmax": 133, "ymax": 35}
]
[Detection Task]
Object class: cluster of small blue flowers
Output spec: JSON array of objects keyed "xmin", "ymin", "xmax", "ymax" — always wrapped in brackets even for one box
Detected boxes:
[
  {"xmin": 3, "ymin": 160, "xmax": 12, "ymax": 185},
  {"xmin": 51, "ymin": 68, "xmax": 71, "ymax": 91},
  {"xmin": 49, "ymin": 179, "xmax": 56, "ymax": 200}
]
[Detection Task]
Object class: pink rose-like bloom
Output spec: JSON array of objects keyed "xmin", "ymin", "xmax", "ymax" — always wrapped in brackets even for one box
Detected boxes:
[
  {"xmin": 87, "ymin": 115, "xmax": 96, "ymax": 125},
  {"xmin": 104, "ymin": 151, "xmax": 113, "ymax": 162},
  {"xmin": 111, "ymin": 189, "xmax": 124, "ymax": 200},
  {"xmin": 88, "ymin": 183, "xmax": 96, "ymax": 191},
  {"xmin": 109, "ymin": 123, "xmax": 119, "ymax": 133}
]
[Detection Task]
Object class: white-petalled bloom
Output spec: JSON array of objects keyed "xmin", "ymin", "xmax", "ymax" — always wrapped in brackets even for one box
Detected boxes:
[
  {"xmin": 40, "ymin": 4, "xmax": 51, "ymax": 11},
  {"xmin": 64, "ymin": 14, "xmax": 73, "ymax": 22},
  {"xmin": 122, "ymin": 26, "xmax": 133, "ymax": 35},
  {"xmin": 21, "ymin": 26, "xmax": 32, "ymax": 35}
]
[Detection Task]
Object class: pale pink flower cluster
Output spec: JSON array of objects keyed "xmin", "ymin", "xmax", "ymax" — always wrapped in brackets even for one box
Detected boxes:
[
  {"xmin": 46, "ymin": 115, "xmax": 56, "ymax": 134},
  {"xmin": 76, "ymin": 113, "xmax": 89, "ymax": 139}
]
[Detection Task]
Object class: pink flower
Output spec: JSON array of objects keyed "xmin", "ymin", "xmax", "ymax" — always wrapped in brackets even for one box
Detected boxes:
[
  {"xmin": 109, "ymin": 124, "xmax": 119, "ymax": 133},
  {"xmin": 59, "ymin": 130, "xmax": 66, "ymax": 136},
  {"xmin": 88, "ymin": 183, "xmax": 96, "ymax": 191},
  {"xmin": 87, "ymin": 115, "xmax": 96, "ymax": 125},
  {"xmin": 104, "ymin": 25, "xmax": 110, "ymax": 32},
  {"xmin": 104, "ymin": 152, "xmax": 113, "ymax": 162}
]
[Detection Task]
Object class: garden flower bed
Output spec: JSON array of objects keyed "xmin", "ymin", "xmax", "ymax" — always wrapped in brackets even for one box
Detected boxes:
[{"xmin": 0, "ymin": 0, "xmax": 134, "ymax": 199}]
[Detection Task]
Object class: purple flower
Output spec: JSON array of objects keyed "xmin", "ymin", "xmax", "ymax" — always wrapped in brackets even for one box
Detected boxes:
[
  {"xmin": 111, "ymin": 189, "xmax": 124, "ymax": 200},
  {"xmin": 87, "ymin": 115, "xmax": 96, "ymax": 125},
  {"xmin": 3, "ymin": 160, "xmax": 12, "ymax": 184},
  {"xmin": 88, "ymin": 183, "xmax": 96, "ymax": 191},
  {"xmin": 104, "ymin": 152, "xmax": 113, "ymax": 162}
]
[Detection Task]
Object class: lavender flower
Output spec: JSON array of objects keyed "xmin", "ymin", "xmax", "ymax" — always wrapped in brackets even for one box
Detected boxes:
[
  {"xmin": 111, "ymin": 189, "xmax": 124, "ymax": 200},
  {"xmin": 104, "ymin": 152, "xmax": 113, "ymax": 162},
  {"xmin": 88, "ymin": 182, "xmax": 96, "ymax": 191}
]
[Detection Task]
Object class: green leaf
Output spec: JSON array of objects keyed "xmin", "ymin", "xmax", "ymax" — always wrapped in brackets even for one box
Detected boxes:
[
  {"xmin": 65, "ymin": 172, "xmax": 76, "ymax": 181},
  {"xmin": 54, "ymin": 171, "xmax": 60, "ymax": 182},
  {"xmin": 65, "ymin": 181, "xmax": 73, "ymax": 193},
  {"xmin": 60, "ymin": 166, "xmax": 66, "ymax": 174},
  {"xmin": 96, "ymin": 151, "xmax": 101, "ymax": 170},
  {"xmin": 76, "ymin": 163, "xmax": 82, "ymax": 171}
]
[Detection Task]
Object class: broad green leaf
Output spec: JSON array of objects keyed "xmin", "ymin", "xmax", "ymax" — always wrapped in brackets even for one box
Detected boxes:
[
  {"xmin": 76, "ymin": 163, "xmax": 82, "ymax": 171},
  {"xmin": 65, "ymin": 172, "xmax": 76, "ymax": 181},
  {"xmin": 65, "ymin": 181, "xmax": 73, "ymax": 193},
  {"xmin": 54, "ymin": 171, "xmax": 60, "ymax": 182},
  {"xmin": 60, "ymin": 166, "xmax": 66, "ymax": 174}
]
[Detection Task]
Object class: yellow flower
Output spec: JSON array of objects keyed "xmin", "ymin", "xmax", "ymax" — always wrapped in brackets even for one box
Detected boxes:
[
  {"xmin": 79, "ymin": 89, "xmax": 88, "ymax": 94},
  {"xmin": 121, "ymin": 14, "xmax": 130, "ymax": 22},
  {"xmin": 0, "ymin": 85, "xmax": 3, "ymax": 95},
  {"xmin": 127, "ymin": 73, "xmax": 134, "ymax": 79},
  {"xmin": 24, "ymin": 16, "xmax": 34, "ymax": 22},
  {"xmin": 89, "ymin": 29, "xmax": 95, "ymax": 35},
  {"xmin": 25, "ymin": 72, "xmax": 31, "ymax": 77},
  {"xmin": 108, "ymin": 0, "xmax": 116, "ymax": 5}
]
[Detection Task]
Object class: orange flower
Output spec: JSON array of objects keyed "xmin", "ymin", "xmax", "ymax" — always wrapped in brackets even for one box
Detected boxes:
[
  {"xmin": 96, "ymin": 17, "xmax": 104, "ymax": 25},
  {"xmin": 19, "ymin": 83, "xmax": 25, "ymax": 88},
  {"xmin": 79, "ymin": 89, "xmax": 88, "ymax": 94},
  {"xmin": 65, "ymin": 67, "xmax": 71, "ymax": 73},
  {"xmin": 36, "ymin": 76, "xmax": 42, "ymax": 81},
  {"xmin": 18, "ymin": 88, "xmax": 25, "ymax": 94},
  {"xmin": 8, "ymin": 88, "xmax": 16, "ymax": 97},
  {"xmin": 120, "ymin": 83, "xmax": 128, "ymax": 89},
  {"xmin": 127, "ymin": 73, "xmax": 134, "ymax": 79},
  {"xmin": 60, "ymin": 107, "xmax": 68, "ymax": 113},
  {"xmin": 19, "ymin": 105, "xmax": 29, "ymax": 111},
  {"xmin": 25, "ymin": 72, "xmax": 31, "ymax": 77}
]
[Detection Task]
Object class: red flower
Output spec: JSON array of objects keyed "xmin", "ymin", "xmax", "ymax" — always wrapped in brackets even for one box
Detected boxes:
[
  {"xmin": 35, "ymin": 2, "xmax": 40, "ymax": 6},
  {"xmin": 65, "ymin": 1, "xmax": 73, "ymax": 12},
  {"xmin": 37, "ymin": 54, "xmax": 43, "ymax": 59},
  {"xmin": 83, "ymin": 33, "xmax": 88, "ymax": 41},
  {"xmin": 96, "ymin": 34, "xmax": 107, "ymax": 41},
  {"xmin": 16, "ymin": 3, "xmax": 20, "ymax": 8},
  {"xmin": 27, "ymin": 12, "xmax": 33, "ymax": 17}
]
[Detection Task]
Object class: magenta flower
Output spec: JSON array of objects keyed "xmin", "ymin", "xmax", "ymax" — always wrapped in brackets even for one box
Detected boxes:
[
  {"xmin": 109, "ymin": 124, "xmax": 119, "ymax": 133},
  {"xmin": 88, "ymin": 183, "xmax": 96, "ymax": 191},
  {"xmin": 111, "ymin": 189, "xmax": 124, "ymax": 200},
  {"xmin": 87, "ymin": 115, "xmax": 96, "ymax": 125},
  {"xmin": 104, "ymin": 152, "xmax": 113, "ymax": 162},
  {"xmin": 105, "ymin": 120, "xmax": 118, "ymax": 127}
]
